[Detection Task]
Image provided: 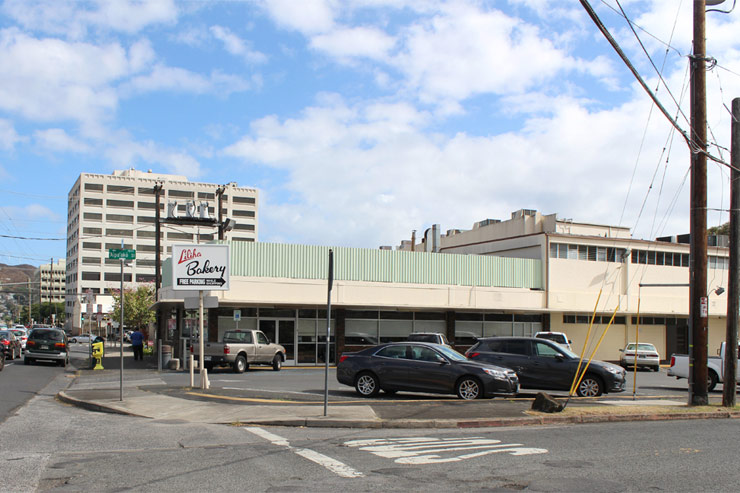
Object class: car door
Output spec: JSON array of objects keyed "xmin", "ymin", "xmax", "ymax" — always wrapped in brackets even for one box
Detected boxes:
[
  {"xmin": 255, "ymin": 331, "xmax": 272, "ymax": 363},
  {"xmin": 529, "ymin": 340, "xmax": 574, "ymax": 390},
  {"xmin": 371, "ymin": 345, "xmax": 416, "ymax": 389},
  {"xmin": 407, "ymin": 345, "xmax": 453, "ymax": 393},
  {"xmin": 476, "ymin": 339, "xmax": 534, "ymax": 387}
]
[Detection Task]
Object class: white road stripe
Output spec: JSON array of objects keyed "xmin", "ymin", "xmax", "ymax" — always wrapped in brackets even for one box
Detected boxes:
[
  {"xmin": 294, "ymin": 448, "xmax": 365, "ymax": 478},
  {"xmin": 243, "ymin": 427, "xmax": 364, "ymax": 478}
]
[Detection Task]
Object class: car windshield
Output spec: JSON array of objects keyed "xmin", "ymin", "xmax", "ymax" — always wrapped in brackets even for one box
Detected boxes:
[
  {"xmin": 626, "ymin": 343, "xmax": 656, "ymax": 351},
  {"xmin": 30, "ymin": 329, "xmax": 64, "ymax": 341},
  {"xmin": 435, "ymin": 345, "xmax": 467, "ymax": 362}
]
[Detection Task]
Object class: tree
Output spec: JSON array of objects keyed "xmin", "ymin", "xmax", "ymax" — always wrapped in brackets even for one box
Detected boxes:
[
  {"xmin": 708, "ymin": 222, "xmax": 730, "ymax": 236},
  {"xmin": 111, "ymin": 285, "xmax": 155, "ymax": 338}
]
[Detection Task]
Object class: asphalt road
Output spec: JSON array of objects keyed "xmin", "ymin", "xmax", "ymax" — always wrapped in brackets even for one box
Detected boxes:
[{"xmin": 2, "ymin": 368, "xmax": 738, "ymax": 492}]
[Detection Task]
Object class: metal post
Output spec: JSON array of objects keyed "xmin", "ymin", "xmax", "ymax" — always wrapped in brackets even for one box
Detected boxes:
[
  {"xmin": 199, "ymin": 290, "xmax": 208, "ymax": 389},
  {"xmin": 689, "ymin": 0, "xmax": 709, "ymax": 405},
  {"xmin": 324, "ymin": 249, "xmax": 334, "ymax": 417},
  {"xmin": 724, "ymin": 98, "xmax": 740, "ymax": 407},
  {"xmin": 120, "ymin": 254, "xmax": 124, "ymax": 401}
]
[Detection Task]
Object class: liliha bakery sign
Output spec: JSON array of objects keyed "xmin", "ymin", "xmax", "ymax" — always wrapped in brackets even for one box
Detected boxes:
[{"xmin": 172, "ymin": 244, "xmax": 230, "ymax": 290}]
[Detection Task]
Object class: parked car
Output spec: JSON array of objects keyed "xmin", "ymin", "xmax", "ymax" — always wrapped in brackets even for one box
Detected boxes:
[
  {"xmin": 534, "ymin": 331, "xmax": 572, "ymax": 351},
  {"xmin": 25, "ymin": 328, "xmax": 69, "ymax": 367},
  {"xmin": 406, "ymin": 332, "xmax": 451, "ymax": 347},
  {"xmin": 0, "ymin": 330, "xmax": 22, "ymax": 360},
  {"xmin": 10, "ymin": 328, "xmax": 28, "ymax": 351},
  {"xmin": 337, "ymin": 342, "xmax": 520, "ymax": 400},
  {"xmin": 465, "ymin": 337, "xmax": 626, "ymax": 397},
  {"xmin": 619, "ymin": 342, "xmax": 661, "ymax": 371},
  {"xmin": 70, "ymin": 334, "xmax": 104, "ymax": 344}
]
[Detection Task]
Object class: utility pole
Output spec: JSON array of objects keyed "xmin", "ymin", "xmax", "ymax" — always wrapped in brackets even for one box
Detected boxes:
[
  {"xmin": 689, "ymin": 0, "xmax": 710, "ymax": 406},
  {"xmin": 216, "ymin": 186, "xmax": 225, "ymax": 240},
  {"xmin": 724, "ymin": 97, "xmax": 740, "ymax": 407}
]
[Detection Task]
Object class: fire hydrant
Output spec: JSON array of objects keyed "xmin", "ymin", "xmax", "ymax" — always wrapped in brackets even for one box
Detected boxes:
[{"xmin": 92, "ymin": 341, "xmax": 104, "ymax": 370}]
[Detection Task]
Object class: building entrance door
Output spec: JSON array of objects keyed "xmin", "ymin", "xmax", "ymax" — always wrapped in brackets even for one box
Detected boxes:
[{"xmin": 259, "ymin": 319, "xmax": 295, "ymax": 365}]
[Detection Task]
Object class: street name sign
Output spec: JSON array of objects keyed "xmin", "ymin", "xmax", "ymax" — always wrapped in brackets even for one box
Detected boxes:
[
  {"xmin": 108, "ymin": 249, "xmax": 136, "ymax": 260},
  {"xmin": 172, "ymin": 244, "xmax": 230, "ymax": 291}
]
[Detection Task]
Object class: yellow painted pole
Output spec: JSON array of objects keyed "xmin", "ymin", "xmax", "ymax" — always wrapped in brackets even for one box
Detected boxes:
[
  {"xmin": 572, "ymin": 305, "xmax": 619, "ymax": 396},
  {"xmin": 570, "ymin": 290, "xmax": 602, "ymax": 396}
]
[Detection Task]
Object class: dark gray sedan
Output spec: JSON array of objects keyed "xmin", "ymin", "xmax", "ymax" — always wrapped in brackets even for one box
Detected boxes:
[{"xmin": 337, "ymin": 342, "xmax": 519, "ymax": 400}]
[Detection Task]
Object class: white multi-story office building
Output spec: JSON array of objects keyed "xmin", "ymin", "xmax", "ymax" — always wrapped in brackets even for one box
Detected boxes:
[
  {"xmin": 37, "ymin": 258, "xmax": 66, "ymax": 304},
  {"xmin": 65, "ymin": 168, "xmax": 258, "ymax": 331}
]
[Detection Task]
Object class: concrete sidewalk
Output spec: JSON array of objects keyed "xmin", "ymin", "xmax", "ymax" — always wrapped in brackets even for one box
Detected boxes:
[{"xmin": 57, "ymin": 356, "xmax": 740, "ymax": 429}]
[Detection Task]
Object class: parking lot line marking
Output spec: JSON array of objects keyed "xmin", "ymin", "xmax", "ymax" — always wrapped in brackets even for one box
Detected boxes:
[{"xmin": 244, "ymin": 427, "xmax": 364, "ymax": 478}]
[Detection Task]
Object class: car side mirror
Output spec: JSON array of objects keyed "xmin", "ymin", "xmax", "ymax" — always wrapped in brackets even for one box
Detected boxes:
[
  {"xmin": 438, "ymin": 359, "xmax": 449, "ymax": 365},
  {"xmin": 619, "ymin": 349, "xmax": 624, "ymax": 352},
  {"xmin": 555, "ymin": 354, "xmax": 564, "ymax": 361}
]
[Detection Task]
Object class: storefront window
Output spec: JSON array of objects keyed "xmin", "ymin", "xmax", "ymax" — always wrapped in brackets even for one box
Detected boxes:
[
  {"xmin": 379, "ymin": 319, "xmax": 412, "ymax": 343},
  {"xmin": 345, "ymin": 319, "xmax": 378, "ymax": 345}
]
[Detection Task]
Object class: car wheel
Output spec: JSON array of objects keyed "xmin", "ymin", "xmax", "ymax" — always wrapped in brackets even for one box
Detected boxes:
[
  {"xmin": 456, "ymin": 377, "xmax": 482, "ymax": 400},
  {"xmin": 708, "ymin": 370, "xmax": 718, "ymax": 392},
  {"xmin": 233, "ymin": 355, "xmax": 248, "ymax": 374},
  {"xmin": 577, "ymin": 374, "xmax": 604, "ymax": 397},
  {"xmin": 355, "ymin": 372, "xmax": 380, "ymax": 397},
  {"xmin": 272, "ymin": 354, "xmax": 282, "ymax": 371},
  {"xmin": 70, "ymin": 338, "xmax": 77, "ymax": 343},
  {"xmin": 653, "ymin": 366, "xmax": 660, "ymax": 372}
]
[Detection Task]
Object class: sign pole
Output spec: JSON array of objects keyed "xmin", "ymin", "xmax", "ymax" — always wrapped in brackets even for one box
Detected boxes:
[
  {"xmin": 323, "ymin": 249, "xmax": 334, "ymax": 417},
  {"xmin": 120, "ymin": 246, "xmax": 124, "ymax": 401},
  {"xmin": 199, "ymin": 290, "xmax": 207, "ymax": 389}
]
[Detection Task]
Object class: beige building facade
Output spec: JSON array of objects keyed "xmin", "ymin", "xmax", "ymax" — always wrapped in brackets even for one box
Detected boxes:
[{"xmin": 156, "ymin": 211, "xmax": 730, "ymax": 366}]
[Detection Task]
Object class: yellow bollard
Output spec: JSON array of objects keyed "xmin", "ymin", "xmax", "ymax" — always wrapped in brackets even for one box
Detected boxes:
[{"xmin": 92, "ymin": 341, "xmax": 104, "ymax": 370}]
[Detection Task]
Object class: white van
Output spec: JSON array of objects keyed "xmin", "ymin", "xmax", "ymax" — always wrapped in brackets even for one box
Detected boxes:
[{"xmin": 534, "ymin": 331, "xmax": 572, "ymax": 351}]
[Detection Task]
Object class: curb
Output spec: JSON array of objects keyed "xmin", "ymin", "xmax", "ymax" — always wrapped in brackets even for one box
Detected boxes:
[{"xmin": 56, "ymin": 390, "xmax": 740, "ymax": 429}]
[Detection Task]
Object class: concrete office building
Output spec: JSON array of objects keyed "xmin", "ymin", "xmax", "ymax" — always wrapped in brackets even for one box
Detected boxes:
[
  {"xmin": 37, "ymin": 258, "xmax": 66, "ymax": 304},
  {"xmin": 65, "ymin": 168, "xmax": 258, "ymax": 331},
  {"xmin": 155, "ymin": 210, "xmax": 730, "ymax": 366}
]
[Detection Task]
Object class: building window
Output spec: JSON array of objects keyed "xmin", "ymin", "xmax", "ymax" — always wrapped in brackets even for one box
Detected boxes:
[
  {"xmin": 198, "ymin": 192, "xmax": 215, "ymax": 199},
  {"xmin": 107, "ymin": 184, "xmax": 133, "ymax": 194},
  {"xmin": 233, "ymin": 196, "xmax": 256, "ymax": 204},
  {"xmin": 107, "ymin": 199, "xmax": 134, "ymax": 208},
  {"xmin": 136, "ymin": 274, "xmax": 156, "ymax": 283},
  {"xmin": 137, "ymin": 216, "xmax": 156, "ymax": 223},
  {"xmin": 83, "ymin": 212, "xmax": 102, "ymax": 221},
  {"xmin": 83, "ymin": 227, "xmax": 102, "ymax": 235},
  {"xmin": 234, "ymin": 224, "xmax": 255, "ymax": 231},
  {"xmin": 104, "ymin": 272, "xmax": 132, "ymax": 282},
  {"xmin": 138, "ymin": 201, "xmax": 157, "ymax": 209},
  {"xmin": 84, "ymin": 198, "xmax": 103, "ymax": 207},
  {"xmin": 232, "ymin": 210, "xmax": 255, "ymax": 217},
  {"xmin": 84, "ymin": 183, "xmax": 103, "ymax": 191},
  {"xmin": 105, "ymin": 243, "xmax": 133, "ymax": 250},
  {"xmin": 106, "ymin": 228, "xmax": 133, "ymax": 237},
  {"xmin": 169, "ymin": 190, "xmax": 194, "ymax": 198},
  {"xmin": 107, "ymin": 214, "xmax": 134, "ymax": 223},
  {"xmin": 167, "ymin": 232, "xmax": 193, "ymax": 240},
  {"xmin": 82, "ymin": 257, "xmax": 100, "ymax": 265},
  {"xmin": 81, "ymin": 271, "xmax": 100, "ymax": 281},
  {"xmin": 82, "ymin": 242, "xmax": 101, "ymax": 250}
]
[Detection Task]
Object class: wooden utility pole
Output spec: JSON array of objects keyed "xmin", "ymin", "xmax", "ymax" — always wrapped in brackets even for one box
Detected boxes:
[
  {"xmin": 724, "ymin": 97, "xmax": 740, "ymax": 407},
  {"xmin": 689, "ymin": 0, "xmax": 709, "ymax": 406}
]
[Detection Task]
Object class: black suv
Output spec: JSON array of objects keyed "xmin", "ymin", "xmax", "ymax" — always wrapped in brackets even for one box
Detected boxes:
[
  {"xmin": 465, "ymin": 337, "xmax": 626, "ymax": 397},
  {"xmin": 25, "ymin": 328, "xmax": 69, "ymax": 367}
]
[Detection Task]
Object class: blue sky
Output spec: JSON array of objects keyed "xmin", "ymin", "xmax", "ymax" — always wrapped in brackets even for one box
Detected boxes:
[{"xmin": 0, "ymin": 0, "xmax": 738, "ymax": 267}]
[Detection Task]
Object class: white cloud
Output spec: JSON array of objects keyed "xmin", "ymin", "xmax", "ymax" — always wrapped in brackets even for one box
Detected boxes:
[
  {"xmin": 259, "ymin": 0, "xmax": 336, "ymax": 34},
  {"xmin": 210, "ymin": 25, "xmax": 267, "ymax": 64},
  {"xmin": 0, "ymin": 119, "xmax": 25, "ymax": 150},
  {"xmin": 123, "ymin": 64, "xmax": 252, "ymax": 95},
  {"xmin": 104, "ymin": 133, "xmax": 203, "ymax": 178},
  {"xmin": 310, "ymin": 26, "xmax": 396, "ymax": 60},
  {"xmin": 1, "ymin": 0, "xmax": 178, "ymax": 38},
  {"xmin": 33, "ymin": 128, "xmax": 91, "ymax": 154}
]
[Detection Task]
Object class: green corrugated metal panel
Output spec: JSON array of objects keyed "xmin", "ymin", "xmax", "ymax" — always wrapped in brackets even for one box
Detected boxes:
[{"xmin": 222, "ymin": 242, "xmax": 541, "ymax": 289}]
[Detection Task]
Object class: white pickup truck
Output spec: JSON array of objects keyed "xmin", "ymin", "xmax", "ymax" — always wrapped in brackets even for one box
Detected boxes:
[
  {"xmin": 668, "ymin": 342, "xmax": 740, "ymax": 391},
  {"xmin": 192, "ymin": 329, "xmax": 286, "ymax": 373}
]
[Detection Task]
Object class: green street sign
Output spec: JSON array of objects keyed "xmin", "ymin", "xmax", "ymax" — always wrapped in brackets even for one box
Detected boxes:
[{"xmin": 108, "ymin": 248, "xmax": 136, "ymax": 260}]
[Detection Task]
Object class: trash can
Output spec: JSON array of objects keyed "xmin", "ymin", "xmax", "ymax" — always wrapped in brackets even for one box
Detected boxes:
[{"xmin": 162, "ymin": 344, "xmax": 172, "ymax": 368}]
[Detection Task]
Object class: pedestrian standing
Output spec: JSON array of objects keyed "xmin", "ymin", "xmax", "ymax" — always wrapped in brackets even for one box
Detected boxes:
[{"xmin": 130, "ymin": 328, "xmax": 144, "ymax": 361}]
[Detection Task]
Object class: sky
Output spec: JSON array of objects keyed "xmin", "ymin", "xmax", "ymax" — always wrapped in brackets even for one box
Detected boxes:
[{"xmin": 0, "ymin": 0, "xmax": 739, "ymax": 268}]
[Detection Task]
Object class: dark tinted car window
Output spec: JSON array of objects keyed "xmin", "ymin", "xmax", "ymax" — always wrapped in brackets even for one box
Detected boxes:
[
  {"xmin": 376, "ymin": 345, "xmax": 409, "ymax": 359},
  {"xmin": 29, "ymin": 329, "xmax": 64, "ymax": 341},
  {"xmin": 408, "ymin": 334, "xmax": 436, "ymax": 343},
  {"xmin": 487, "ymin": 340, "xmax": 528, "ymax": 355}
]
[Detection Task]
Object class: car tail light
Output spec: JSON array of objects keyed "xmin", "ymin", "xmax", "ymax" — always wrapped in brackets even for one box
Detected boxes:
[
  {"xmin": 224, "ymin": 345, "xmax": 230, "ymax": 355},
  {"xmin": 468, "ymin": 352, "xmax": 480, "ymax": 359},
  {"xmin": 670, "ymin": 356, "xmax": 675, "ymax": 367},
  {"xmin": 648, "ymin": 353, "xmax": 659, "ymax": 358},
  {"xmin": 1, "ymin": 340, "xmax": 8, "ymax": 346},
  {"xmin": 26, "ymin": 340, "xmax": 36, "ymax": 348},
  {"xmin": 338, "ymin": 355, "xmax": 348, "ymax": 363},
  {"xmin": 190, "ymin": 345, "xmax": 193, "ymax": 353},
  {"xmin": 54, "ymin": 343, "xmax": 66, "ymax": 349}
]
